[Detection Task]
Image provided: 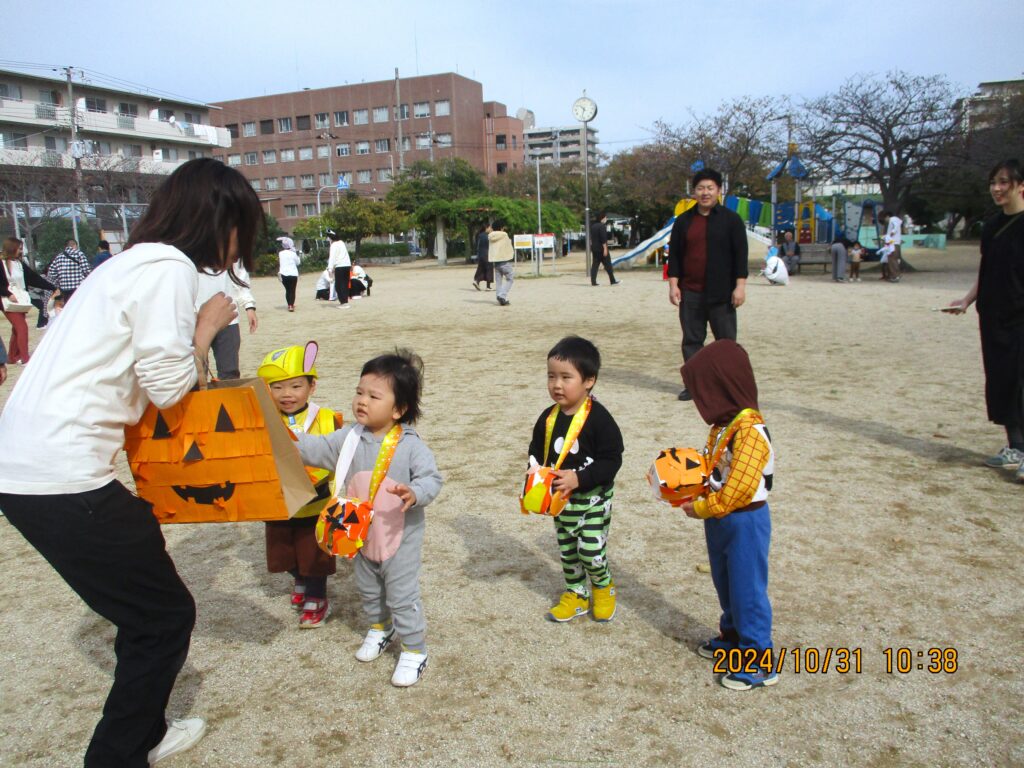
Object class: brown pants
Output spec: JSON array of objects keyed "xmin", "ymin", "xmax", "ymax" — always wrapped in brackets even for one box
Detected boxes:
[
  {"xmin": 266, "ymin": 516, "xmax": 336, "ymax": 577},
  {"xmin": 888, "ymin": 245, "xmax": 901, "ymax": 280}
]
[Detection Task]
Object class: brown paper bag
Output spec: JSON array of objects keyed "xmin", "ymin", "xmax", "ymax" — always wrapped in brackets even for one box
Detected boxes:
[{"xmin": 124, "ymin": 378, "xmax": 317, "ymax": 524}]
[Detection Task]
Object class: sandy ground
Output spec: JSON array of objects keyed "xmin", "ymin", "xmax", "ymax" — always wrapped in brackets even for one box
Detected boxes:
[{"xmin": 1, "ymin": 244, "xmax": 1022, "ymax": 768}]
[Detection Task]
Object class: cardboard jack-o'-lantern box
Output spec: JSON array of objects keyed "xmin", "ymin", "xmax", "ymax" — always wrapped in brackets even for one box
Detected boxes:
[
  {"xmin": 647, "ymin": 447, "xmax": 708, "ymax": 507},
  {"xmin": 520, "ymin": 467, "xmax": 568, "ymax": 517},
  {"xmin": 125, "ymin": 378, "xmax": 317, "ymax": 523}
]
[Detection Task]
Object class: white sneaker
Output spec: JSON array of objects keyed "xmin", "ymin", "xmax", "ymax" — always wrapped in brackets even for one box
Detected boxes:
[
  {"xmin": 391, "ymin": 651, "xmax": 428, "ymax": 687},
  {"xmin": 355, "ymin": 626, "xmax": 396, "ymax": 662},
  {"xmin": 148, "ymin": 718, "xmax": 206, "ymax": 765}
]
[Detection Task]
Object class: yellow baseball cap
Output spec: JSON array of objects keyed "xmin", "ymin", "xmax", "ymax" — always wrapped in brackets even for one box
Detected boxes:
[{"xmin": 257, "ymin": 341, "xmax": 318, "ymax": 384}]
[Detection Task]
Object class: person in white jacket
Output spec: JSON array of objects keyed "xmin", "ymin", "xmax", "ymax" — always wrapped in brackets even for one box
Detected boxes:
[
  {"xmin": 277, "ymin": 236, "xmax": 300, "ymax": 311},
  {"xmin": 0, "ymin": 159, "xmax": 264, "ymax": 767},
  {"xmin": 326, "ymin": 228, "xmax": 352, "ymax": 308}
]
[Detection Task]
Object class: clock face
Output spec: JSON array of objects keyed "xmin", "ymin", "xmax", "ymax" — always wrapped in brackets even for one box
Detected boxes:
[{"xmin": 572, "ymin": 97, "xmax": 597, "ymax": 122}]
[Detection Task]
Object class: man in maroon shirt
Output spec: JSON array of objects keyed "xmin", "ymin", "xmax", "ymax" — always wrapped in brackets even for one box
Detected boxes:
[{"xmin": 667, "ymin": 168, "xmax": 749, "ymax": 401}]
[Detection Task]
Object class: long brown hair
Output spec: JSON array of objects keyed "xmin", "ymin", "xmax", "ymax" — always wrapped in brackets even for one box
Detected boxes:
[
  {"xmin": 2, "ymin": 237, "xmax": 23, "ymax": 261},
  {"xmin": 127, "ymin": 159, "xmax": 264, "ymax": 283}
]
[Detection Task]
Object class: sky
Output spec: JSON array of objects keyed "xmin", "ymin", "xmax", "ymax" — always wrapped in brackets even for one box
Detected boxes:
[{"xmin": 4, "ymin": 0, "xmax": 1022, "ymax": 155}]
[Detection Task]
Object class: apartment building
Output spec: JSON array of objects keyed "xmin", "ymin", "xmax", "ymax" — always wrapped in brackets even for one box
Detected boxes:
[
  {"xmin": 955, "ymin": 79, "xmax": 1024, "ymax": 133},
  {"xmin": 524, "ymin": 125, "xmax": 598, "ymax": 166},
  {"xmin": 0, "ymin": 67, "xmax": 230, "ymax": 201},
  {"xmin": 209, "ymin": 73, "xmax": 524, "ymax": 228}
]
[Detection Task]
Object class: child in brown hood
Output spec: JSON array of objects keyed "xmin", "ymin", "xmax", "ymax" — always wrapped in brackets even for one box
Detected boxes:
[{"xmin": 680, "ymin": 339, "xmax": 777, "ymax": 691}]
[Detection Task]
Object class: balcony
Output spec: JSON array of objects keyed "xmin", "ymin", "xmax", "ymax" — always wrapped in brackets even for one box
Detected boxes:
[
  {"xmin": 0, "ymin": 146, "xmax": 184, "ymax": 175},
  {"xmin": 0, "ymin": 101, "xmax": 230, "ymax": 147}
]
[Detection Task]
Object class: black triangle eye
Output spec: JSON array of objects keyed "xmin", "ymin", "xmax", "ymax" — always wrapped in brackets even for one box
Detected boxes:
[
  {"xmin": 215, "ymin": 405, "xmax": 235, "ymax": 432},
  {"xmin": 153, "ymin": 413, "xmax": 172, "ymax": 439},
  {"xmin": 184, "ymin": 441, "xmax": 204, "ymax": 462},
  {"xmin": 686, "ymin": 457, "xmax": 699, "ymax": 470}
]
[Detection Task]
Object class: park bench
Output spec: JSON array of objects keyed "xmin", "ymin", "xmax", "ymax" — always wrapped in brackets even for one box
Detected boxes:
[{"xmin": 792, "ymin": 244, "xmax": 831, "ymax": 274}]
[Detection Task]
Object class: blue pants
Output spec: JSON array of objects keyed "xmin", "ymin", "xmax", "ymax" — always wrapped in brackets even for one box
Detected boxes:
[{"xmin": 704, "ymin": 504, "xmax": 772, "ymax": 651}]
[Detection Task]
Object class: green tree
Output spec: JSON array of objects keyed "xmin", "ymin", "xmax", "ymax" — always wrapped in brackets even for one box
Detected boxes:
[
  {"xmin": 294, "ymin": 194, "xmax": 409, "ymax": 256},
  {"xmin": 35, "ymin": 218, "xmax": 99, "ymax": 266},
  {"xmin": 256, "ymin": 213, "xmax": 286, "ymax": 255}
]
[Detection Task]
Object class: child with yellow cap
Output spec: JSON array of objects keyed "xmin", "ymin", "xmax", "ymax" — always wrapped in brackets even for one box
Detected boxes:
[{"xmin": 257, "ymin": 341, "xmax": 343, "ymax": 628}]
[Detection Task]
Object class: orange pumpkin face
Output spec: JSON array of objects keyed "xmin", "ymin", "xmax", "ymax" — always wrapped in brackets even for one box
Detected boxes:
[
  {"xmin": 520, "ymin": 467, "xmax": 568, "ymax": 517},
  {"xmin": 125, "ymin": 384, "xmax": 314, "ymax": 524},
  {"xmin": 316, "ymin": 497, "xmax": 373, "ymax": 558},
  {"xmin": 647, "ymin": 447, "xmax": 708, "ymax": 506}
]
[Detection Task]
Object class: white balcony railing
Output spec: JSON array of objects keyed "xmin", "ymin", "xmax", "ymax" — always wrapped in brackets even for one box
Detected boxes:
[
  {"xmin": 0, "ymin": 100, "xmax": 230, "ymax": 148},
  {"xmin": 0, "ymin": 147, "xmax": 186, "ymax": 175}
]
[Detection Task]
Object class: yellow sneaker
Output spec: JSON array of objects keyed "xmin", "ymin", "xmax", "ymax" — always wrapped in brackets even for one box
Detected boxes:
[
  {"xmin": 591, "ymin": 582, "xmax": 616, "ymax": 622},
  {"xmin": 546, "ymin": 591, "xmax": 590, "ymax": 623}
]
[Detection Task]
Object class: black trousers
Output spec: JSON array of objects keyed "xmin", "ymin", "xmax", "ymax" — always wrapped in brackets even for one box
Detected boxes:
[
  {"xmin": 334, "ymin": 266, "xmax": 351, "ymax": 305},
  {"xmin": 473, "ymin": 259, "xmax": 493, "ymax": 285},
  {"xmin": 281, "ymin": 274, "xmax": 298, "ymax": 306},
  {"xmin": 680, "ymin": 289, "xmax": 738, "ymax": 361},
  {"xmin": 0, "ymin": 481, "xmax": 196, "ymax": 768},
  {"xmin": 590, "ymin": 251, "xmax": 616, "ymax": 285}
]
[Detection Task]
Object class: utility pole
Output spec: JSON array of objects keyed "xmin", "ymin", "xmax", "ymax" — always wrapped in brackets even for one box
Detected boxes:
[
  {"xmin": 394, "ymin": 68, "xmax": 405, "ymax": 172},
  {"xmin": 319, "ymin": 131, "xmax": 337, "ymax": 205},
  {"xmin": 65, "ymin": 66, "xmax": 84, "ymax": 243},
  {"xmin": 428, "ymin": 118, "xmax": 434, "ymax": 163}
]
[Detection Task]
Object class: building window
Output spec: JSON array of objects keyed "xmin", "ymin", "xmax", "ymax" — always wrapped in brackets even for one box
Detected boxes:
[
  {"xmin": 84, "ymin": 97, "xmax": 107, "ymax": 113},
  {"xmin": 315, "ymin": 112, "xmax": 330, "ymax": 129},
  {"xmin": 0, "ymin": 84, "xmax": 23, "ymax": 100},
  {"xmin": 356, "ymin": 141, "xmax": 370, "ymax": 155},
  {"xmin": 373, "ymin": 106, "xmax": 389, "ymax": 123},
  {"xmin": 225, "ymin": 124, "xmax": 239, "ymax": 139},
  {"xmin": 298, "ymin": 146, "xmax": 313, "ymax": 161},
  {"xmin": 496, "ymin": 134, "xmax": 506, "ymax": 151},
  {"xmin": 399, "ymin": 136, "xmax": 411, "ymax": 151},
  {"xmin": 284, "ymin": 204, "xmax": 298, "ymax": 217},
  {"xmin": 317, "ymin": 145, "xmax": 330, "ymax": 159},
  {"xmin": 318, "ymin": 172, "xmax": 330, "ymax": 186},
  {"xmin": 44, "ymin": 136, "xmax": 67, "ymax": 152},
  {"xmin": 242, "ymin": 121, "xmax": 257, "ymax": 137},
  {"xmin": 300, "ymin": 174, "xmax": 315, "ymax": 188},
  {"xmin": 97, "ymin": 141, "xmax": 112, "ymax": 155},
  {"xmin": 394, "ymin": 104, "xmax": 409, "ymax": 120},
  {"xmin": 414, "ymin": 102, "xmax": 430, "ymax": 118},
  {"xmin": 296, "ymin": 115, "xmax": 311, "ymax": 131},
  {"xmin": 375, "ymin": 138, "xmax": 390, "ymax": 153},
  {"xmin": 353, "ymin": 109, "xmax": 368, "ymax": 125},
  {"xmin": 265, "ymin": 177, "xmax": 279, "ymax": 190},
  {"xmin": 415, "ymin": 133, "xmax": 431, "ymax": 149},
  {"xmin": 278, "ymin": 117, "xmax": 292, "ymax": 133},
  {"xmin": 263, "ymin": 149, "xmax": 277, "ymax": 164},
  {"xmin": 251, "ymin": 179, "xmax": 262, "ymax": 191},
  {"xmin": 280, "ymin": 148, "xmax": 295, "ymax": 162},
  {"xmin": 377, "ymin": 168, "xmax": 392, "ymax": 182},
  {"xmin": 260, "ymin": 119, "xmax": 274, "ymax": 135},
  {"xmin": 336, "ymin": 143, "xmax": 350, "ymax": 157},
  {"xmin": 188, "ymin": 150, "xmax": 200, "ymax": 160},
  {"xmin": 436, "ymin": 133, "xmax": 452, "ymax": 147},
  {"xmin": 303, "ymin": 203, "xmax": 317, "ymax": 216},
  {"xmin": 39, "ymin": 89, "xmax": 60, "ymax": 105},
  {"xmin": 334, "ymin": 110, "xmax": 349, "ymax": 127},
  {"xmin": 227, "ymin": 154, "xmax": 241, "ymax": 166},
  {"xmin": 118, "ymin": 102, "xmax": 138, "ymax": 116},
  {"xmin": 512, "ymin": 136, "xmax": 517, "ymax": 149},
  {"xmin": 158, "ymin": 109, "xmax": 174, "ymax": 122},
  {"xmin": 124, "ymin": 144, "xmax": 143, "ymax": 157},
  {"xmin": 435, "ymin": 100, "xmax": 450, "ymax": 116},
  {"xmin": 356, "ymin": 170, "xmax": 371, "ymax": 184},
  {"xmin": 497, "ymin": 162, "xmax": 508, "ymax": 174},
  {"xmin": 283, "ymin": 176, "xmax": 296, "ymax": 189},
  {"xmin": 339, "ymin": 171, "xmax": 352, "ymax": 185},
  {"xmin": 183, "ymin": 112, "xmax": 200, "ymax": 124},
  {"xmin": 244, "ymin": 151, "xmax": 258, "ymax": 166}
]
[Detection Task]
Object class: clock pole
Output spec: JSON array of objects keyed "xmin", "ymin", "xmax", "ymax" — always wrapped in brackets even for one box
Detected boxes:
[{"xmin": 573, "ymin": 92, "xmax": 598, "ymax": 278}]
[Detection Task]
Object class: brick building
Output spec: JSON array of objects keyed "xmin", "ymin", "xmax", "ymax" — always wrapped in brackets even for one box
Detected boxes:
[{"xmin": 210, "ymin": 73, "xmax": 524, "ymax": 229}]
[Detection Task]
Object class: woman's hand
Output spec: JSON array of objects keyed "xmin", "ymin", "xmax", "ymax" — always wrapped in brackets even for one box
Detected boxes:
[{"xmin": 194, "ymin": 293, "xmax": 237, "ymax": 350}]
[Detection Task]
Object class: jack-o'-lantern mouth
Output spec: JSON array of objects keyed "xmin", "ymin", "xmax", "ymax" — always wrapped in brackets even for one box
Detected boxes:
[{"xmin": 172, "ymin": 482, "xmax": 236, "ymax": 505}]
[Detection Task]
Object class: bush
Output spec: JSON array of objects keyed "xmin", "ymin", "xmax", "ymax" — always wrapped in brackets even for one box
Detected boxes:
[
  {"xmin": 356, "ymin": 242, "xmax": 411, "ymax": 260},
  {"xmin": 252, "ymin": 248, "xmax": 329, "ymax": 278}
]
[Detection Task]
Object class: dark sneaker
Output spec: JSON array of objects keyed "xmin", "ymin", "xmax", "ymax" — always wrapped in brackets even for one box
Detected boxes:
[
  {"xmin": 678, "ymin": 389, "xmax": 693, "ymax": 401},
  {"xmin": 985, "ymin": 446, "xmax": 1023, "ymax": 468},
  {"xmin": 697, "ymin": 636, "xmax": 735, "ymax": 659},
  {"xmin": 720, "ymin": 669, "xmax": 779, "ymax": 691}
]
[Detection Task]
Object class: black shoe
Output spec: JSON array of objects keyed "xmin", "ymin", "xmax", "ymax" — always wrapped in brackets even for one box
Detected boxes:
[
  {"xmin": 678, "ymin": 389, "xmax": 692, "ymax": 401},
  {"xmin": 472, "ymin": 282, "xmax": 481, "ymax": 291},
  {"xmin": 591, "ymin": 282, "xmax": 598, "ymax": 286},
  {"xmin": 611, "ymin": 279, "xmax": 621, "ymax": 285},
  {"xmin": 497, "ymin": 297, "xmax": 508, "ymax": 306}
]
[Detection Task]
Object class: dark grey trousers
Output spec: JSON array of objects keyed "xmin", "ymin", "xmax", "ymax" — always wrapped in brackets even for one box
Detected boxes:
[{"xmin": 680, "ymin": 289, "xmax": 738, "ymax": 361}]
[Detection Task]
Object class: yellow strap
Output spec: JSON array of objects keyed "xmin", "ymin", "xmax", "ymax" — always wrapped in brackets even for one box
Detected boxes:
[
  {"xmin": 367, "ymin": 425, "xmax": 402, "ymax": 503},
  {"xmin": 542, "ymin": 396, "xmax": 592, "ymax": 470}
]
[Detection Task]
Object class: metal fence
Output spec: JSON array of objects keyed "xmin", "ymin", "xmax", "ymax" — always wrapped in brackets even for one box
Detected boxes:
[{"xmin": 1, "ymin": 201, "xmax": 148, "ymax": 264}]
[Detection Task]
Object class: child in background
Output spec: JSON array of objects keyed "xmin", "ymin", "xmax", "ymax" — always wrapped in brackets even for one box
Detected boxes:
[
  {"xmin": 529, "ymin": 336, "xmax": 624, "ymax": 623},
  {"xmin": 296, "ymin": 350, "xmax": 442, "ymax": 687},
  {"xmin": 257, "ymin": 342, "xmax": 343, "ymax": 628},
  {"xmin": 848, "ymin": 240, "xmax": 865, "ymax": 282},
  {"xmin": 680, "ymin": 339, "xmax": 776, "ymax": 690}
]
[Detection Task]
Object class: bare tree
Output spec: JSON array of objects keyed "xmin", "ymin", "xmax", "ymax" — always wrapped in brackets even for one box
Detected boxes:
[{"xmin": 799, "ymin": 71, "xmax": 961, "ymax": 213}]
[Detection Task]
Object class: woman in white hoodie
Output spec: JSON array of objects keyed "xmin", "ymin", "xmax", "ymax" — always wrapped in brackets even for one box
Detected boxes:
[{"xmin": 0, "ymin": 159, "xmax": 264, "ymax": 767}]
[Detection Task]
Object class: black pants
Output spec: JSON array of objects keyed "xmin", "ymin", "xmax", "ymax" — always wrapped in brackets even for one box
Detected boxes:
[
  {"xmin": 0, "ymin": 481, "xmax": 196, "ymax": 768},
  {"xmin": 590, "ymin": 252, "xmax": 616, "ymax": 285},
  {"xmin": 350, "ymin": 276, "xmax": 372, "ymax": 297},
  {"xmin": 474, "ymin": 259, "xmax": 493, "ymax": 286},
  {"xmin": 334, "ymin": 266, "xmax": 351, "ymax": 305},
  {"xmin": 281, "ymin": 274, "xmax": 298, "ymax": 307},
  {"xmin": 680, "ymin": 289, "xmax": 738, "ymax": 361}
]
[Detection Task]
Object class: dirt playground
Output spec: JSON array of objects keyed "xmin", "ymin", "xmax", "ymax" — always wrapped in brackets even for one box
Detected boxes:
[{"xmin": 0, "ymin": 243, "xmax": 1020, "ymax": 767}]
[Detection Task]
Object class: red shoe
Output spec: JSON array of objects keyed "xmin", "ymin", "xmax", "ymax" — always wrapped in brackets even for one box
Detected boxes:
[
  {"xmin": 290, "ymin": 587, "xmax": 306, "ymax": 610},
  {"xmin": 299, "ymin": 598, "xmax": 331, "ymax": 628}
]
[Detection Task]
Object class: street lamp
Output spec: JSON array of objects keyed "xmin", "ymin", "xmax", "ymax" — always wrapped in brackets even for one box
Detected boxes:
[{"xmin": 319, "ymin": 131, "xmax": 337, "ymax": 205}]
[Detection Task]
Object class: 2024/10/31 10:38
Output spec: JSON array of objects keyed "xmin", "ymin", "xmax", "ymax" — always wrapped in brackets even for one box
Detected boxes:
[{"xmin": 712, "ymin": 647, "xmax": 961, "ymax": 675}]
